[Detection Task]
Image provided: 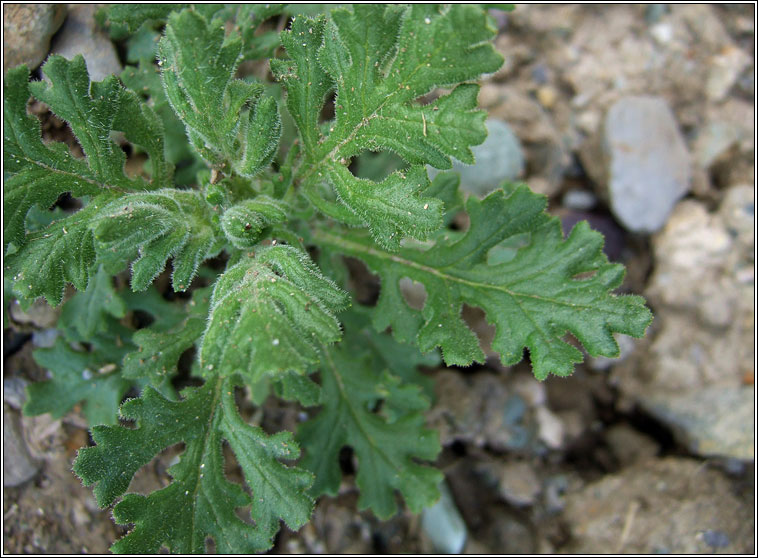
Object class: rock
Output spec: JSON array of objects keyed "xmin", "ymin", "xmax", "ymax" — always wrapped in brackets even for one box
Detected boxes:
[
  {"xmin": 705, "ymin": 45, "xmax": 751, "ymax": 101},
  {"xmin": 429, "ymin": 119, "xmax": 524, "ymax": 197},
  {"xmin": 496, "ymin": 462, "xmax": 542, "ymax": 507},
  {"xmin": 641, "ymin": 385, "xmax": 754, "ymax": 461},
  {"xmin": 613, "ymin": 187, "xmax": 754, "ymax": 461},
  {"xmin": 598, "ymin": 96, "xmax": 692, "ymax": 233},
  {"xmin": 4, "ymin": 405, "xmax": 40, "ymax": 487},
  {"xmin": 9, "ymin": 298, "xmax": 60, "ymax": 329},
  {"xmin": 604, "ymin": 424, "xmax": 659, "ymax": 465},
  {"xmin": 3, "ymin": 5, "xmax": 67, "ymax": 72},
  {"xmin": 562, "ymin": 458, "xmax": 754, "ymax": 554},
  {"xmin": 561, "ymin": 189, "xmax": 597, "ymax": 211},
  {"xmin": 428, "ymin": 370, "xmax": 547, "ymax": 454},
  {"xmin": 50, "ymin": 4, "xmax": 121, "ymax": 81},
  {"xmin": 421, "ymin": 481, "xmax": 467, "ymax": 554},
  {"xmin": 3, "ymin": 377, "xmax": 29, "ymax": 410}
]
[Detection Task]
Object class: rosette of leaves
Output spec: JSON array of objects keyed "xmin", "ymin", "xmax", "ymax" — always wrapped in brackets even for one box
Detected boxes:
[{"xmin": 3, "ymin": 4, "xmax": 651, "ymax": 554}]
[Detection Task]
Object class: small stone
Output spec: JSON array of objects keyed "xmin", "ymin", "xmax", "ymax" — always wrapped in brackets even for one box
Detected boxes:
[
  {"xmin": 536, "ymin": 85, "xmax": 557, "ymax": 109},
  {"xmin": 9, "ymin": 298, "xmax": 59, "ymax": 329},
  {"xmin": 535, "ymin": 406, "xmax": 564, "ymax": 449},
  {"xmin": 497, "ymin": 462, "xmax": 541, "ymax": 507},
  {"xmin": 3, "ymin": 5, "xmax": 67, "ymax": 72},
  {"xmin": 562, "ymin": 189, "xmax": 597, "ymax": 211},
  {"xmin": 601, "ymin": 96, "xmax": 692, "ymax": 233},
  {"xmin": 421, "ymin": 481, "xmax": 467, "ymax": 554},
  {"xmin": 604, "ymin": 424, "xmax": 659, "ymax": 465},
  {"xmin": 3, "ymin": 405, "xmax": 40, "ymax": 487},
  {"xmin": 705, "ymin": 45, "xmax": 751, "ymax": 102},
  {"xmin": 700, "ymin": 529, "xmax": 731, "ymax": 549},
  {"xmin": 3, "ymin": 377, "xmax": 29, "ymax": 410},
  {"xmin": 50, "ymin": 4, "xmax": 121, "ymax": 81},
  {"xmin": 641, "ymin": 385, "xmax": 754, "ymax": 461}
]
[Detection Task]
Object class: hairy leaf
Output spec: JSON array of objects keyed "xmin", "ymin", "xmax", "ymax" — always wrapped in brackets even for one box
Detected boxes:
[
  {"xmin": 158, "ymin": 10, "xmax": 281, "ymax": 177},
  {"xmin": 275, "ymin": 5, "xmax": 502, "ymax": 248},
  {"xmin": 314, "ymin": 186, "xmax": 653, "ymax": 380},
  {"xmin": 199, "ymin": 245, "xmax": 349, "ymax": 383},
  {"xmin": 26, "ymin": 336, "xmax": 131, "ymax": 426},
  {"xmin": 60, "ymin": 266, "xmax": 127, "ymax": 339},
  {"xmin": 93, "ymin": 189, "xmax": 222, "ymax": 291},
  {"xmin": 122, "ymin": 289, "xmax": 210, "ymax": 386},
  {"xmin": 220, "ymin": 196, "xmax": 288, "ymax": 249},
  {"xmin": 298, "ymin": 310, "xmax": 441, "ymax": 518},
  {"xmin": 74, "ymin": 376, "xmax": 313, "ymax": 553}
]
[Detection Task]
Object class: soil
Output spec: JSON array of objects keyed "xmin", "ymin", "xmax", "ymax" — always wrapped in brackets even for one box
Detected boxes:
[{"xmin": 3, "ymin": 4, "xmax": 755, "ymax": 555}]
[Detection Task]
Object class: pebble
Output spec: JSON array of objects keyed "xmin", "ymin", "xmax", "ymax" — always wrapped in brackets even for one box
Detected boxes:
[
  {"xmin": 705, "ymin": 45, "xmax": 751, "ymax": 102},
  {"xmin": 429, "ymin": 118, "xmax": 524, "ymax": 197},
  {"xmin": 3, "ymin": 405, "xmax": 40, "ymax": 487},
  {"xmin": 562, "ymin": 189, "xmax": 597, "ymax": 211},
  {"xmin": 3, "ymin": 377, "xmax": 29, "ymax": 410},
  {"xmin": 641, "ymin": 385, "xmax": 754, "ymax": 461},
  {"xmin": 497, "ymin": 462, "xmax": 542, "ymax": 507},
  {"xmin": 50, "ymin": 4, "xmax": 121, "ymax": 81},
  {"xmin": 601, "ymin": 96, "xmax": 691, "ymax": 233},
  {"xmin": 562, "ymin": 457, "xmax": 754, "ymax": 553},
  {"xmin": 3, "ymin": 4, "xmax": 67, "ymax": 72},
  {"xmin": 421, "ymin": 481, "xmax": 467, "ymax": 554}
]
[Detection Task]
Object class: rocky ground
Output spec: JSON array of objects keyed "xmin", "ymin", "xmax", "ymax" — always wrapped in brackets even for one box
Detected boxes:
[{"xmin": 3, "ymin": 4, "xmax": 755, "ymax": 554}]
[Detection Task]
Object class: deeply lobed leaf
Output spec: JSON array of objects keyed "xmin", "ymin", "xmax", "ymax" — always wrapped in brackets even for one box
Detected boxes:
[
  {"xmin": 74, "ymin": 376, "xmax": 313, "ymax": 553},
  {"xmin": 158, "ymin": 10, "xmax": 281, "ymax": 177},
  {"xmin": 298, "ymin": 310, "xmax": 442, "ymax": 518},
  {"xmin": 275, "ymin": 5, "xmax": 503, "ymax": 249},
  {"xmin": 315, "ymin": 185, "xmax": 653, "ymax": 380},
  {"xmin": 199, "ymin": 245, "xmax": 350, "ymax": 383}
]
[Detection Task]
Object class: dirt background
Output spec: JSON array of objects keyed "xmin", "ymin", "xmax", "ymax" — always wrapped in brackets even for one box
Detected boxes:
[{"xmin": 3, "ymin": 4, "xmax": 755, "ymax": 554}]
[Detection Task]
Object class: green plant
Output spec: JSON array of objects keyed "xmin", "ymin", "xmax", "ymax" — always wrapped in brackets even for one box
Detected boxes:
[{"xmin": 3, "ymin": 4, "xmax": 652, "ymax": 553}]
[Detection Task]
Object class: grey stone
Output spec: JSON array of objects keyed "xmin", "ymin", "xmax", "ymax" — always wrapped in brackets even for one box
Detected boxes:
[
  {"xmin": 3, "ymin": 405, "xmax": 40, "ymax": 487},
  {"xmin": 3, "ymin": 4, "xmax": 67, "ymax": 72},
  {"xmin": 641, "ymin": 385, "xmax": 754, "ymax": 461},
  {"xmin": 563, "ymin": 458, "xmax": 754, "ymax": 554},
  {"xmin": 562, "ymin": 189, "xmax": 597, "ymax": 211},
  {"xmin": 3, "ymin": 377, "xmax": 29, "ymax": 410},
  {"xmin": 421, "ymin": 481, "xmax": 467, "ymax": 554},
  {"xmin": 604, "ymin": 424, "xmax": 659, "ymax": 465},
  {"xmin": 601, "ymin": 96, "xmax": 691, "ymax": 233},
  {"xmin": 50, "ymin": 4, "xmax": 121, "ymax": 81},
  {"xmin": 429, "ymin": 118, "xmax": 524, "ymax": 197},
  {"xmin": 497, "ymin": 462, "xmax": 541, "ymax": 507},
  {"xmin": 705, "ymin": 45, "xmax": 751, "ymax": 102}
]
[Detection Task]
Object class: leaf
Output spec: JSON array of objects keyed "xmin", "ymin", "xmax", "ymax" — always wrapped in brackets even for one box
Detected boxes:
[
  {"xmin": 158, "ymin": 10, "xmax": 281, "ymax": 177},
  {"xmin": 25, "ymin": 336, "xmax": 131, "ymax": 426},
  {"xmin": 104, "ymin": 4, "xmax": 180, "ymax": 33},
  {"xmin": 4, "ymin": 56, "xmax": 173, "ymax": 302},
  {"xmin": 4, "ymin": 196, "xmax": 108, "ymax": 305},
  {"xmin": 314, "ymin": 186, "xmax": 653, "ymax": 380},
  {"xmin": 275, "ymin": 5, "xmax": 503, "ymax": 248},
  {"xmin": 122, "ymin": 289, "xmax": 211, "ymax": 386},
  {"xmin": 60, "ymin": 266, "xmax": 127, "ymax": 339},
  {"xmin": 199, "ymin": 245, "xmax": 349, "ymax": 383},
  {"xmin": 298, "ymin": 310, "xmax": 442, "ymax": 518},
  {"xmin": 74, "ymin": 376, "xmax": 313, "ymax": 553},
  {"xmin": 220, "ymin": 196, "xmax": 288, "ymax": 249},
  {"xmin": 92, "ymin": 189, "xmax": 222, "ymax": 292}
]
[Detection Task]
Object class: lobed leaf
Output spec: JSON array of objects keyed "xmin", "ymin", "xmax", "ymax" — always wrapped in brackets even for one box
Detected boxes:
[
  {"xmin": 199, "ymin": 245, "xmax": 350, "ymax": 383},
  {"xmin": 275, "ymin": 5, "xmax": 503, "ymax": 248},
  {"xmin": 92, "ymin": 189, "xmax": 222, "ymax": 292},
  {"xmin": 74, "ymin": 376, "xmax": 313, "ymax": 553},
  {"xmin": 26, "ymin": 336, "xmax": 132, "ymax": 426},
  {"xmin": 314, "ymin": 186, "xmax": 653, "ymax": 380},
  {"xmin": 298, "ymin": 310, "xmax": 442, "ymax": 518},
  {"xmin": 158, "ymin": 9, "xmax": 281, "ymax": 177}
]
